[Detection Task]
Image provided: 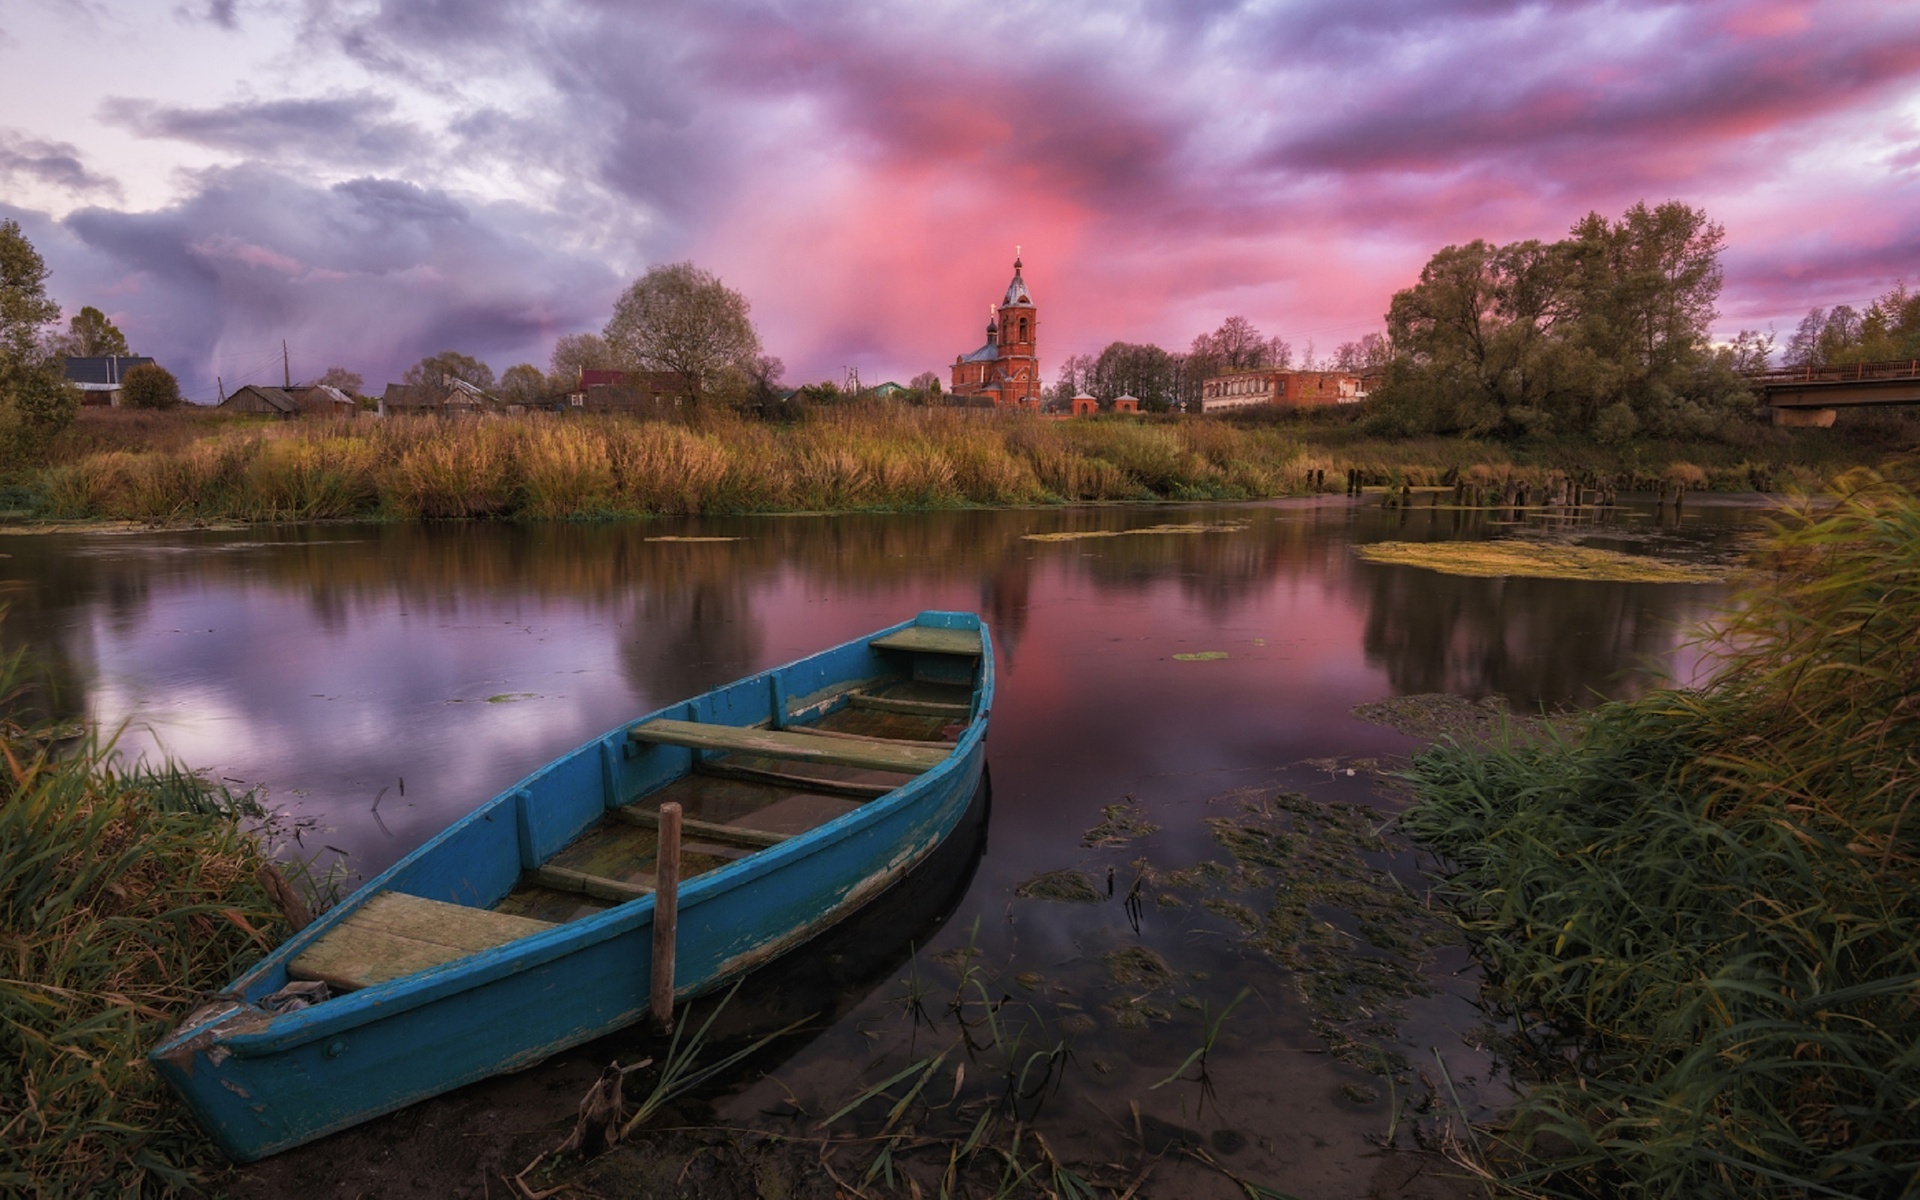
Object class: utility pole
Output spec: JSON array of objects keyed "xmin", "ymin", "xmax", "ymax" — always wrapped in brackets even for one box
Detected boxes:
[
  {"xmin": 217, "ymin": 376, "xmax": 225, "ymax": 404},
  {"xmin": 283, "ymin": 341, "xmax": 291, "ymax": 388}
]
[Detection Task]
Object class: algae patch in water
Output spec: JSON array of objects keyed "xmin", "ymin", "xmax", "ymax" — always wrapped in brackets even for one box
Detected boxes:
[
  {"xmin": 1356, "ymin": 539, "xmax": 1724, "ymax": 583},
  {"xmin": 1103, "ymin": 945, "xmax": 1174, "ymax": 989},
  {"xmin": 1013, "ymin": 868, "xmax": 1103, "ymax": 903},
  {"xmin": 1352, "ymin": 692, "xmax": 1570, "ymax": 747},
  {"xmin": 1023, "ymin": 522, "xmax": 1246, "ymax": 543},
  {"xmin": 1083, "ymin": 800, "xmax": 1159, "ymax": 847},
  {"xmin": 1138, "ymin": 788, "xmax": 1456, "ymax": 1078},
  {"xmin": 1171, "ymin": 651, "xmax": 1229, "ymax": 662}
]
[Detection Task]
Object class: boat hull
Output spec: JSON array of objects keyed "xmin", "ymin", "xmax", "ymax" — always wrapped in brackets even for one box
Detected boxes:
[{"xmin": 151, "ymin": 612, "xmax": 991, "ymax": 1161}]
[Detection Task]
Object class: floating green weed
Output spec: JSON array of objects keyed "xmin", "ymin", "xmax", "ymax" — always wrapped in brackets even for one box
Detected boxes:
[
  {"xmin": 1082, "ymin": 799, "xmax": 1159, "ymax": 847},
  {"xmin": 1356, "ymin": 538, "xmax": 1723, "ymax": 583},
  {"xmin": 1171, "ymin": 651, "xmax": 1229, "ymax": 661},
  {"xmin": 1012, "ymin": 868, "xmax": 1102, "ymax": 903}
]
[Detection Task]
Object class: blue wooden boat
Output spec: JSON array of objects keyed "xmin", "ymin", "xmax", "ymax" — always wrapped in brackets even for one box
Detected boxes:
[{"xmin": 151, "ymin": 611, "xmax": 993, "ymax": 1162}]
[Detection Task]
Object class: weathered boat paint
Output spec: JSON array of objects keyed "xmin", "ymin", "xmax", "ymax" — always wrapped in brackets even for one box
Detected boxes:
[{"xmin": 151, "ymin": 611, "xmax": 992, "ymax": 1161}]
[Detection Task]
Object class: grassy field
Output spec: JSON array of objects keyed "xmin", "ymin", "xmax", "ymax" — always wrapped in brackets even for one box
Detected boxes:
[
  {"xmin": 7, "ymin": 400, "xmax": 1914, "ymax": 525},
  {"xmin": 1401, "ymin": 466, "xmax": 1920, "ymax": 1198}
]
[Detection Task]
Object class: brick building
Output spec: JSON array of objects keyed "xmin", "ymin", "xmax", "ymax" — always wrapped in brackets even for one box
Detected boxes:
[
  {"xmin": 950, "ymin": 255, "xmax": 1041, "ymax": 408},
  {"xmin": 1198, "ymin": 369, "xmax": 1368, "ymax": 413}
]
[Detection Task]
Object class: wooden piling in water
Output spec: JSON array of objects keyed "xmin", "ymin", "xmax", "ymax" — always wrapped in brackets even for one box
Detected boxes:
[{"xmin": 650, "ymin": 802, "xmax": 682, "ymax": 1031}]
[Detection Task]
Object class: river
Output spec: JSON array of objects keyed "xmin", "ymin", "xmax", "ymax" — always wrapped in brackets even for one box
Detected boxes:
[{"xmin": 2, "ymin": 495, "xmax": 1767, "ymax": 1196}]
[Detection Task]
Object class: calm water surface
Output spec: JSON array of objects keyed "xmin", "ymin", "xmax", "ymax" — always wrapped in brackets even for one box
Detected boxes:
[{"xmin": 4, "ymin": 497, "xmax": 1767, "ymax": 1195}]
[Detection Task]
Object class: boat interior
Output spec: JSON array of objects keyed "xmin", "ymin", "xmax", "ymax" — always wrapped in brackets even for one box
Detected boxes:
[{"xmin": 286, "ymin": 624, "xmax": 984, "ymax": 995}]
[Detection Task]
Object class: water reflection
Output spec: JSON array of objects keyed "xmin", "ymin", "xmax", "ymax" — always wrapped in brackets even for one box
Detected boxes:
[{"xmin": 0, "ymin": 499, "xmax": 1755, "ymax": 880}]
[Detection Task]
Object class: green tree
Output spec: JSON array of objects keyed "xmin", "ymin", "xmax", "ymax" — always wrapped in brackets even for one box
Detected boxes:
[
  {"xmin": 0, "ymin": 219, "xmax": 77, "ymax": 462},
  {"xmin": 1374, "ymin": 201, "xmax": 1738, "ymax": 439},
  {"xmin": 404, "ymin": 350, "xmax": 494, "ymax": 391},
  {"xmin": 119, "ymin": 363, "xmax": 182, "ymax": 410},
  {"xmin": 1796, "ymin": 285, "xmax": 1920, "ymax": 366},
  {"xmin": 56, "ymin": 306, "xmax": 130, "ymax": 357},
  {"xmin": 602, "ymin": 262, "xmax": 761, "ymax": 404},
  {"xmin": 498, "ymin": 363, "xmax": 548, "ymax": 405},
  {"xmin": 1091, "ymin": 341, "xmax": 1178, "ymax": 408}
]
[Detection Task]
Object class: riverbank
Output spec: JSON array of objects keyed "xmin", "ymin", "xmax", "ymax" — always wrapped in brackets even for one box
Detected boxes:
[
  {"xmin": 5, "ymin": 402, "xmax": 1914, "ymax": 525},
  {"xmin": 0, "ymin": 634, "xmax": 299, "ymax": 1194},
  {"xmin": 1401, "ymin": 468, "xmax": 1920, "ymax": 1198}
]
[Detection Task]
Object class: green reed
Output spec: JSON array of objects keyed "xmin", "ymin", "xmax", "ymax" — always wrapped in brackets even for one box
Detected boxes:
[
  {"xmin": 1402, "ymin": 467, "xmax": 1920, "ymax": 1198},
  {"xmin": 0, "ymin": 631, "xmax": 296, "ymax": 1196}
]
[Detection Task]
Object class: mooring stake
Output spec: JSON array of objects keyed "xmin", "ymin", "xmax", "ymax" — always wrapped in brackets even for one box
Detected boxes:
[{"xmin": 650, "ymin": 802, "xmax": 682, "ymax": 1032}]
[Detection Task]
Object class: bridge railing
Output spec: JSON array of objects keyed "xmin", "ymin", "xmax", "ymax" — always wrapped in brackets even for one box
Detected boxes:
[{"xmin": 1750, "ymin": 359, "xmax": 1920, "ymax": 386}]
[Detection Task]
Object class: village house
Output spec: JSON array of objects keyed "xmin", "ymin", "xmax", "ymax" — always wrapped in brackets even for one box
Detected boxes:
[
  {"xmin": 950, "ymin": 254, "xmax": 1042, "ymax": 408},
  {"xmin": 563, "ymin": 368, "xmax": 686, "ymax": 413},
  {"xmin": 219, "ymin": 384, "xmax": 356, "ymax": 418},
  {"xmin": 63, "ymin": 355, "xmax": 155, "ymax": 406},
  {"xmin": 379, "ymin": 377, "xmax": 506, "ymax": 416},
  {"xmin": 1198, "ymin": 369, "xmax": 1369, "ymax": 414}
]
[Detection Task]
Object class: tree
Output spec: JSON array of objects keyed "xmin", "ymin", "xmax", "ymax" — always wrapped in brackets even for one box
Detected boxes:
[
  {"xmin": 1048, "ymin": 352, "xmax": 1097, "ymax": 406},
  {"xmin": 314, "ymin": 366, "xmax": 364, "ymax": 396},
  {"xmin": 55, "ymin": 306, "xmax": 130, "ymax": 357},
  {"xmin": 404, "ymin": 350, "xmax": 493, "ymax": 391},
  {"xmin": 744, "ymin": 354, "xmax": 787, "ymax": 407},
  {"xmin": 0, "ymin": 219, "xmax": 77, "ymax": 460},
  {"xmin": 602, "ymin": 262, "xmax": 762, "ymax": 404},
  {"xmin": 908, "ymin": 370, "xmax": 942, "ymax": 395},
  {"xmin": 1791, "ymin": 286, "xmax": 1920, "ymax": 366},
  {"xmin": 499, "ymin": 363, "xmax": 548, "ymax": 404},
  {"xmin": 119, "ymin": 363, "xmax": 182, "ymax": 409},
  {"xmin": 1333, "ymin": 333, "xmax": 1391, "ymax": 372},
  {"xmin": 1091, "ymin": 341, "xmax": 1178, "ymax": 408},
  {"xmin": 548, "ymin": 331, "xmax": 617, "ymax": 392},
  {"xmin": 1372, "ymin": 201, "xmax": 1737, "ymax": 439}
]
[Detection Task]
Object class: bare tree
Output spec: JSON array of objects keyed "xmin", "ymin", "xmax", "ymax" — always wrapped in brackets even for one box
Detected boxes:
[
  {"xmin": 405, "ymin": 350, "xmax": 493, "ymax": 390},
  {"xmin": 314, "ymin": 366, "xmax": 364, "ymax": 396},
  {"xmin": 603, "ymin": 262, "xmax": 762, "ymax": 404},
  {"xmin": 548, "ymin": 331, "xmax": 617, "ymax": 391}
]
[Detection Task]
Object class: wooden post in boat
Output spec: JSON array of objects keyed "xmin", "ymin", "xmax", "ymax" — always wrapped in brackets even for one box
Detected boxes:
[{"xmin": 650, "ymin": 803, "xmax": 682, "ymax": 1031}]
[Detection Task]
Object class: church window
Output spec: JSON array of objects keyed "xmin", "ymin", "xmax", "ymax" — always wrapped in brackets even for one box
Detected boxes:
[{"xmin": 1019, "ymin": 318, "xmax": 1027, "ymax": 342}]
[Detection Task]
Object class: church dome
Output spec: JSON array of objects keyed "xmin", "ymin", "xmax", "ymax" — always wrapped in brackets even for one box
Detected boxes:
[{"xmin": 1002, "ymin": 255, "xmax": 1033, "ymax": 308}]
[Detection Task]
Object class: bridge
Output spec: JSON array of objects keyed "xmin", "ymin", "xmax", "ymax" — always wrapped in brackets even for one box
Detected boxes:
[{"xmin": 1750, "ymin": 359, "xmax": 1920, "ymax": 427}]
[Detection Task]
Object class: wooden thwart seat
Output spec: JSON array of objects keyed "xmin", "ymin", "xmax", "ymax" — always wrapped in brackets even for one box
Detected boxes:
[
  {"xmin": 868, "ymin": 627, "xmax": 982, "ymax": 657},
  {"xmin": 849, "ymin": 692, "xmax": 972, "ymax": 718},
  {"xmin": 694, "ymin": 761, "xmax": 893, "ymax": 799},
  {"xmin": 289, "ymin": 892, "xmax": 555, "ymax": 993},
  {"xmin": 533, "ymin": 865, "xmax": 653, "ymax": 903},
  {"xmin": 612, "ymin": 804, "xmax": 789, "ymax": 849},
  {"xmin": 630, "ymin": 718, "xmax": 950, "ymax": 774}
]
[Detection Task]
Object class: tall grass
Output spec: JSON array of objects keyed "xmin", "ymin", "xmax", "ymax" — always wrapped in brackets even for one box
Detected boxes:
[
  {"xmin": 0, "ymin": 633, "xmax": 291, "ymax": 1194},
  {"xmin": 22, "ymin": 407, "xmax": 1313, "ymax": 522},
  {"xmin": 1402, "ymin": 467, "xmax": 1920, "ymax": 1198}
]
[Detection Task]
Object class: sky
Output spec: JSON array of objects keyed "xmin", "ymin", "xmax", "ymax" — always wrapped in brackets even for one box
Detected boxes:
[{"xmin": 2, "ymin": 0, "xmax": 1917, "ymax": 402}]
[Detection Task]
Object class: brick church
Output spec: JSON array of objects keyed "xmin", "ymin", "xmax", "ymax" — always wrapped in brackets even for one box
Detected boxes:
[{"xmin": 950, "ymin": 253, "xmax": 1041, "ymax": 407}]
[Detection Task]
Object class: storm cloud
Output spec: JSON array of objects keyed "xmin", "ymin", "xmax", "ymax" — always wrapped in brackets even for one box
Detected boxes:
[{"xmin": 4, "ymin": 0, "xmax": 1916, "ymax": 390}]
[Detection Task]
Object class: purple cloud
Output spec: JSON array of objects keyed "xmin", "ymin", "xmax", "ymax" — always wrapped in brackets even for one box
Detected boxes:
[
  {"xmin": 47, "ymin": 166, "xmax": 617, "ymax": 400},
  {"xmin": 101, "ymin": 93, "xmax": 429, "ymax": 168}
]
